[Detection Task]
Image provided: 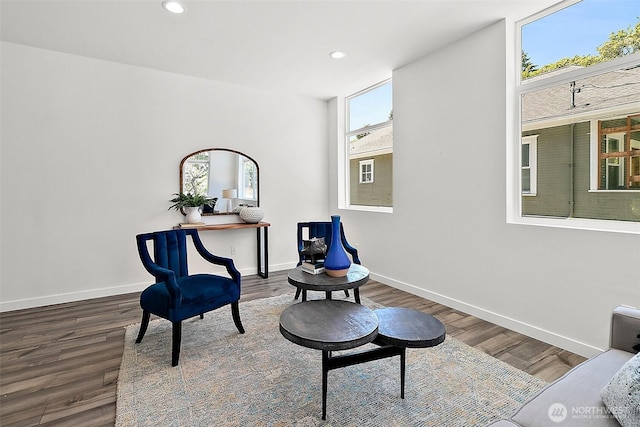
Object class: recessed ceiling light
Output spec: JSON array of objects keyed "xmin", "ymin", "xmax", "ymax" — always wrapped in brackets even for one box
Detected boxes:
[
  {"xmin": 162, "ymin": 1, "xmax": 185, "ymax": 14},
  {"xmin": 330, "ymin": 51, "xmax": 346, "ymax": 59}
]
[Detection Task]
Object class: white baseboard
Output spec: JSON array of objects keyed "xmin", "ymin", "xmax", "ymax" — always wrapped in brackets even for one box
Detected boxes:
[
  {"xmin": 0, "ymin": 282, "xmax": 149, "ymax": 313},
  {"xmin": 0, "ymin": 262, "xmax": 299, "ymax": 313},
  {"xmin": 370, "ymin": 272, "xmax": 604, "ymax": 358},
  {"xmin": 0, "ymin": 264, "xmax": 607, "ymax": 358}
]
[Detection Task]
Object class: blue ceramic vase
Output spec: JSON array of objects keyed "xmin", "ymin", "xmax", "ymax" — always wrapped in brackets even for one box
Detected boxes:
[{"xmin": 324, "ymin": 215, "xmax": 352, "ymax": 277}]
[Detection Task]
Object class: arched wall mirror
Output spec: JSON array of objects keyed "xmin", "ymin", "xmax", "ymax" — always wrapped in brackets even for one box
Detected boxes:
[{"xmin": 180, "ymin": 148, "xmax": 259, "ymax": 215}]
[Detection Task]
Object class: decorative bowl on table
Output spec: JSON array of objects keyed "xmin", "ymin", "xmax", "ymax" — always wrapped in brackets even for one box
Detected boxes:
[{"xmin": 239, "ymin": 206, "xmax": 264, "ymax": 223}]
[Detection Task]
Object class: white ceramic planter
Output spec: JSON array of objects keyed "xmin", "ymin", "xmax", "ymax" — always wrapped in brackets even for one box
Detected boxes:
[{"xmin": 184, "ymin": 206, "xmax": 202, "ymax": 223}]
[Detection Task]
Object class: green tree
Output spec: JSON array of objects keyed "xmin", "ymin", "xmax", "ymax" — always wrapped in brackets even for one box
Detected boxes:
[
  {"xmin": 533, "ymin": 54, "xmax": 601, "ymax": 76},
  {"xmin": 356, "ymin": 124, "xmax": 370, "ymax": 140},
  {"xmin": 523, "ymin": 19, "xmax": 640, "ymax": 79},
  {"xmin": 522, "ymin": 51, "xmax": 537, "ymax": 76},
  {"xmin": 597, "ymin": 21, "xmax": 640, "ymax": 59}
]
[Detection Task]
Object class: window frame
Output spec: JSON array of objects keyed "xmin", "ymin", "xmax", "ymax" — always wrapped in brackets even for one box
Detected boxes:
[
  {"xmin": 596, "ymin": 114, "xmax": 640, "ymax": 190},
  {"xmin": 521, "ymin": 135, "xmax": 538, "ymax": 196},
  {"xmin": 343, "ymin": 78, "xmax": 393, "ymax": 213},
  {"xmin": 509, "ymin": 2, "xmax": 640, "ymax": 234},
  {"xmin": 237, "ymin": 156, "xmax": 258, "ymax": 202},
  {"xmin": 359, "ymin": 159, "xmax": 375, "ymax": 184}
]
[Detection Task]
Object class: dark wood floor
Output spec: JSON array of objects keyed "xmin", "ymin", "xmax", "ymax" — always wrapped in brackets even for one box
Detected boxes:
[{"xmin": 0, "ymin": 271, "xmax": 586, "ymax": 426}]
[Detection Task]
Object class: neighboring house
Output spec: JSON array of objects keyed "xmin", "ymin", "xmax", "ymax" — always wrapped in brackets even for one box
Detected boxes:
[
  {"xmin": 349, "ymin": 125, "xmax": 393, "ymax": 207},
  {"xmin": 521, "ymin": 65, "xmax": 640, "ymax": 222}
]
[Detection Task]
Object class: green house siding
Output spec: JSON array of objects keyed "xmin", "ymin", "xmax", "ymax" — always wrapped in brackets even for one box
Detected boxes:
[
  {"xmin": 523, "ymin": 122, "xmax": 640, "ymax": 222},
  {"xmin": 523, "ymin": 125, "xmax": 573, "ymax": 217},
  {"xmin": 349, "ymin": 154, "xmax": 392, "ymax": 207}
]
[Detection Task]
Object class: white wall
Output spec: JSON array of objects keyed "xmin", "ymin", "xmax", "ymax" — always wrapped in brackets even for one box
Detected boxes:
[
  {"xmin": 3, "ymin": 23, "xmax": 638, "ymax": 357},
  {"xmin": 330, "ymin": 21, "xmax": 640, "ymax": 357},
  {"xmin": 0, "ymin": 42, "xmax": 329, "ymax": 311}
]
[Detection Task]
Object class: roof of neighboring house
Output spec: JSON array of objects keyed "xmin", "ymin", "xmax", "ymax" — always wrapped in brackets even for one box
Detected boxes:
[
  {"xmin": 350, "ymin": 125, "xmax": 393, "ymax": 159},
  {"xmin": 522, "ymin": 65, "xmax": 640, "ymax": 125}
]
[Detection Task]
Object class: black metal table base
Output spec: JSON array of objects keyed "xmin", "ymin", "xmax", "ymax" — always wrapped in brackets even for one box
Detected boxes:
[
  {"xmin": 301, "ymin": 287, "xmax": 361, "ymax": 304},
  {"xmin": 288, "ymin": 265, "xmax": 369, "ymax": 304},
  {"xmin": 321, "ymin": 345, "xmax": 406, "ymax": 420},
  {"xmin": 256, "ymin": 226, "xmax": 268, "ymax": 278}
]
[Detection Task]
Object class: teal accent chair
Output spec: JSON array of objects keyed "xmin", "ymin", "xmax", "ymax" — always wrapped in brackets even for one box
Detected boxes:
[{"xmin": 135, "ymin": 229, "xmax": 244, "ymax": 366}]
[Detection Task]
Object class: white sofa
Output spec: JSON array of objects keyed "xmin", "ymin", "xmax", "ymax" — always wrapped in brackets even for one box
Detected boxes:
[{"xmin": 488, "ymin": 306, "xmax": 640, "ymax": 427}]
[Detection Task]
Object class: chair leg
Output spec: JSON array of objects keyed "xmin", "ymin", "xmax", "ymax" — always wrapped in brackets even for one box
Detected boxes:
[
  {"xmin": 172, "ymin": 322, "xmax": 182, "ymax": 367},
  {"xmin": 135, "ymin": 311, "xmax": 151, "ymax": 344},
  {"xmin": 231, "ymin": 302, "xmax": 245, "ymax": 334},
  {"xmin": 294, "ymin": 287, "xmax": 301, "ymax": 300}
]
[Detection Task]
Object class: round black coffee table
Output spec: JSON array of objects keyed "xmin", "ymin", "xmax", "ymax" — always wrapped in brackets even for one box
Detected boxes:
[
  {"xmin": 374, "ymin": 307, "xmax": 446, "ymax": 348},
  {"xmin": 280, "ymin": 299, "xmax": 378, "ymax": 420},
  {"xmin": 279, "ymin": 300, "xmax": 446, "ymax": 420},
  {"xmin": 373, "ymin": 307, "xmax": 446, "ymax": 400},
  {"xmin": 287, "ymin": 264, "xmax": 369, "ymax": 303},
  {"xmin": 279, "ymin": 299, "xmax": 378, "ymax": 351}
]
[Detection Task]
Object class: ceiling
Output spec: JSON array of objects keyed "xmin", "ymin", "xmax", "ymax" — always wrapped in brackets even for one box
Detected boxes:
[{"xmin": 0, "ymin": 0, "xmax": 562, "ymax": 100}]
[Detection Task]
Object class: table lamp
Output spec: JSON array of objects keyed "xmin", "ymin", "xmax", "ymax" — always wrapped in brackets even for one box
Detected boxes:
[{"xmin": 222, "ymin": 189, "xmax": 237, "ymax": 212}]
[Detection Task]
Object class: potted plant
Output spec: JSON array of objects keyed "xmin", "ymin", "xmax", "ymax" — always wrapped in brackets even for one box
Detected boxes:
[{"xmin": 168, "ymin": 193, "xmax": 217, "ymax": 223}]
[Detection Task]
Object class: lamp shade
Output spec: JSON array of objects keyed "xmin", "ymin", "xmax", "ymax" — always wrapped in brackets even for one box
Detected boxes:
[{"xmin": 222, "ymin": 189, "xmax": 237, "ymax": 199}]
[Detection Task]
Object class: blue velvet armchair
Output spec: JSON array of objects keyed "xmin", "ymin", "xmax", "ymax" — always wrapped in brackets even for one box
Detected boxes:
[
  {"xmin": 135, "ymin": 229, "xmax": 244, "ymax": 366},
  {"xmin": 295, "ymin": 221, "xmax": 361, "ymax": 299}
]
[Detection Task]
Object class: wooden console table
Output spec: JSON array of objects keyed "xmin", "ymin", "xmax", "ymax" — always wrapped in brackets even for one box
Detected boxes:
[{"xmin": 175, "ymin": 222, "xmax": 270, "ymax": 278}]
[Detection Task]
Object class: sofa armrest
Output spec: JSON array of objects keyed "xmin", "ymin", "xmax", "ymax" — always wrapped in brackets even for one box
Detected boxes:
[{"xmin": 610, "ymin": 305, "xmax": 640, "ymax": 353}]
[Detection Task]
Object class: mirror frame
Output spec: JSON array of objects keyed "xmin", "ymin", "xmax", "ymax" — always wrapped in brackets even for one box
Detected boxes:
[{"xmin": 179, "ymin": 148, "xmax": 260, "ymax": 216}]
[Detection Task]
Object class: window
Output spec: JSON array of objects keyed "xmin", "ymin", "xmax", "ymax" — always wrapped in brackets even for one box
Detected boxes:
[
  {"xmin": 521, "ymin": 135, "xmax": 537, "ymax": 195},
  {"xmin": 182, "ymin": 151, "xmax": 209, "ymax": 195},
  {"xmin": 346, "ymin": 79, "xmax": 393, "ymax": 209},
  {"xmin": 359, "ymin": 159, "xmax": 374, "ymax": 184},
  {"xmin": 598, "ymin": 114, "xmax": 640, "ymax": 190},
  {"xmin": 512, "ymin": 0, "xmax": 640, "ymax": 231},
  {"xmin": 238, "ymin": 157, "xmax": 257, "ymax": 201}
]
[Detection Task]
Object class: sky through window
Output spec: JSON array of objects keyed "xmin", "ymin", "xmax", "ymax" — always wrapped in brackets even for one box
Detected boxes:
[
  {"xmin": 522, "ymin": 0, "xmax": 639, "ymax": 68},
  {"xmin": 348, "ymin": 81, "xmax": 392, "ymax": 132}
]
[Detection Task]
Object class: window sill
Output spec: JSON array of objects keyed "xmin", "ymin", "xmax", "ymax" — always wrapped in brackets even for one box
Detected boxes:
[
  {"xmin": 342, "ymin": 205, "xmax": 393, "ymax": 214},
  {"xmin": 587, "ymin": 189, "xmax": 640, "ymax": 193},
  {"xmin": 509, "ymin": 215, "xmax": 640, "ymax": 235}
]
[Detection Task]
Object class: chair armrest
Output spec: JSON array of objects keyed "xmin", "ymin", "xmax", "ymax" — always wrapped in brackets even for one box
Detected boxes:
[
  {"xmin": 610, "ymin": 306, "xmax": 640, "ymax": 353},
  {"xmin": 342, "ymin": 240, "xmax": 360, "ymax": 264},
  {"xmin": 136, "ymin": 233, "xmax": 175, "ymax": 280},
  {"xmin": 188, "ymin": 230, "xmax": 241, "ymax": 285},
  {"xmin": 136, "ymin": 233, "xmax": 182, "ymax": 302},
  {"xmin": 340, "ymin": 224, "xmax": 361, "ymax": 265},
  {"xmin": 143, "ymin": 263, "xmax": 183, "ymax": 306},
  {"xmin": 143, "ymin": 262, "xmax": 176, "ymax": 283}
]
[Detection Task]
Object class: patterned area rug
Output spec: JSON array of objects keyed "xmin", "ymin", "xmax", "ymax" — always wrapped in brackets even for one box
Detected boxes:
[{"xmin": 116, "ymin": 294, "xmax": 546, "ymax": 426}]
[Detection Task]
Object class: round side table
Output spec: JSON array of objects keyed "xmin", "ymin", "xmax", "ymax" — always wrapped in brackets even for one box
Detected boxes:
[{"xmin": 287, "ymin": 264, "xmax": 369, "ymax": 303}]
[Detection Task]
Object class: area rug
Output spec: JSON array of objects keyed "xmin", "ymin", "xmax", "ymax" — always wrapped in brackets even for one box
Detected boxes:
[{"xmin": 116, "ymin": 294, "xmax": 546, "ymax": 426}]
